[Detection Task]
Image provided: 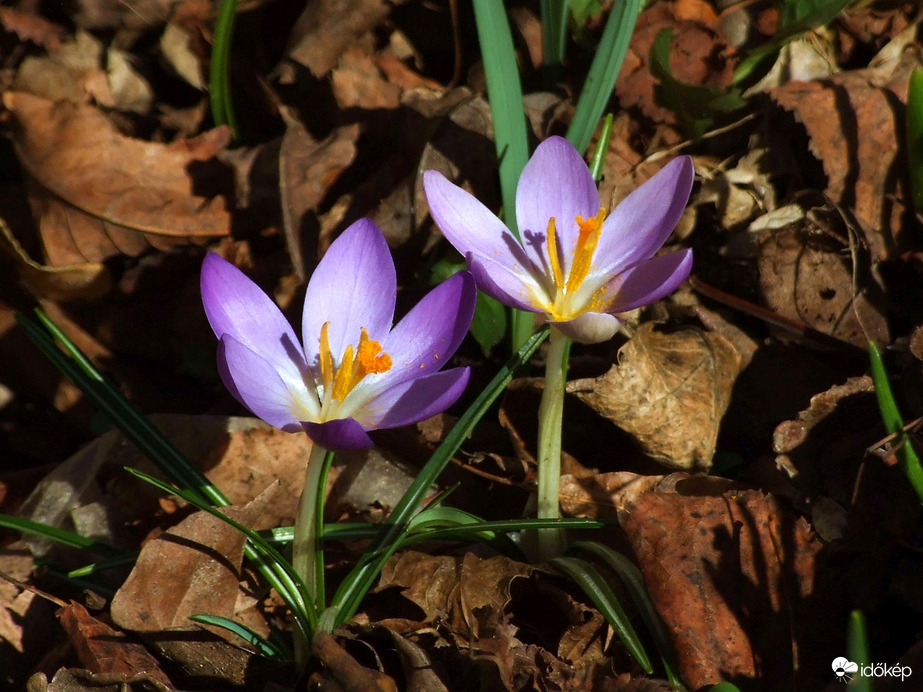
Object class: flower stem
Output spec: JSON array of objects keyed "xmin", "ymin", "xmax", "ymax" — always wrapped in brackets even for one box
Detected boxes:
[
  {"xmin": 292, "ymin": 444, "xmax": 335, "ymax": 614},
  {"xmin": 536, "ymin": 326, "xmax": 569, "ymax": 560}
]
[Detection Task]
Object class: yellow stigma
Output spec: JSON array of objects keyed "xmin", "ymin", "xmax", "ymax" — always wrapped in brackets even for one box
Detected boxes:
[
  {"xmin": 320, "ymin": 324, "xmax": 392, "ymax": 402},
  {"xmin": 544, "ymin": 207, "xmax": 608, "ymax": 318}
]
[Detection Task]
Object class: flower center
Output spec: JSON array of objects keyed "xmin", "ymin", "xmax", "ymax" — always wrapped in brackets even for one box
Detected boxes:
[
  {"xmin": 545, "ymin": 207, "xmax": 608, "ymax": 318},
  {"xmin": 318, "ymin": 323, "xmax": 392, "ymax": 410}
]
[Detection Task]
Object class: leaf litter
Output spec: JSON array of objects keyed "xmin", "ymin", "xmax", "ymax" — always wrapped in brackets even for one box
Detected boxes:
[{"xmin": 3, "ymin": 0, "xmax": 923, "ymax": 690}]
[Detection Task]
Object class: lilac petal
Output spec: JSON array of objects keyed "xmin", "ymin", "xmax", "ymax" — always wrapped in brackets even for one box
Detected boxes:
[
  {"xmin": 218, "ymin": 335, "xmax": 307, "ymax": 432},
  {"xmin": 201, "ymin": 253, "xmax": 310, "ymax": 392},
  {"xmin": 468, "ymin": 254, "xmax": 546, "ymax": 314},
  {"xmin": 592, "ymin": 156, "xmax": 694, "ymax": 279},
  {"xmin": 515, "ymin": 136, "xmax": 599, "ymax": 273},
  {"xmin": 302, "ymin": 218, "xmax": 396, "ymax": 373},
  {"xmin": 381, "ymin": 272, "xmax": 476, "ymax": 385},
  {"xmin": 424, "ymin": 171, "xmax": 533, "ymax": 273},
  {"xmin": 303, "ymin": 418, "xmax": 374, "ymax": 451},
  {"xmin": 358, "ymin": 367, "xmax": 471, "ymax": 430},
  {"xmin": 552, "ymin": 313, "xmax": 620, "ymax": 344},
  {"xmin": 600, "ymin": 248, "xmax": 693, "ymax": 314}
]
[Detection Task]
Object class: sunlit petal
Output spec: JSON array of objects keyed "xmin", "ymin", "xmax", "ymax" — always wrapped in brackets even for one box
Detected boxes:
[
  {"xmin": 515, "ymin": 136, "xmax": 599, "ymax": 274},
  {"xmin": 201, "ymin": 253, "xmax": 310, "ymax": 393},
  {"xmin": 596, "ymin": 249, "xmax": 693, "ymax": 314},
  {"xmin": 218, "ymin": 335, "xmax": 316, "ymax": 432},
  {"xmin": 358, "ymin": 368, "xmax": 471, "ymax": 429},
  {"xmin": 302, "ymin": 218, "xmax": 396, "ymax": 374},
  {"xmin": 591, "ymin": 156, "xmax": 694, "ymax": 278}
]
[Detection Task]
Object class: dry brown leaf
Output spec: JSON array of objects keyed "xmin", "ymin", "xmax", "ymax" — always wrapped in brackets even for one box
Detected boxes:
[
  {"xmin": 559, "ymin": 472, "xmax": 667, "ymax": 520},
  {"xmin": 286, "ymin": 0, "xmax": 400, "ymax": 78},
  {"xmin": 0, "ymin": 547, "xmax": 36, "ymax": 652},
  {"xmin": 0, "ymin": 7, "xmax": 66, "ymax": 50},
  {"xmin": 0, "ymin": 218, "xmax": 110, "ymax": 301},
  {"xmin": 331, "ymin": 48, "xmax": 402, "ymax": 111},
  {"xmin": 769, "ymin": 43, "xmax": 923, "ymax": 259},
  {"xmin": 756, "ymin": 222, "xmax": 889, "ymax": 348},
  {"xmin": 567, "ymin": 323, "xmax": 741, "ymax": 470},
  {"xmin": 4, "ymin": 92, "xmax": 231, "ymax": 265},
  {"xmin": 377, "ymin": 552, "xmax": 536, "ymax": 637},
  {"xmin": 110, "ymin": 484, "xmax": 281, "ymax": 685},
  {"xmin": 279, "ymin": 121, "xmax": 359, "ymax": 280},
  {"xmin": 12, "ymin": 31, "xmax": 113, "ymax": 106},
  {"xmin": 28, "ymin": 667, "xmax": 175, "ymax": 691},
  {"xmin": 57, "ymin": 602, "xmax": 173, "ymax": 687},
  {"xmin": 620, "ymin": 487, "xmax": 838, "ymax": 689}
]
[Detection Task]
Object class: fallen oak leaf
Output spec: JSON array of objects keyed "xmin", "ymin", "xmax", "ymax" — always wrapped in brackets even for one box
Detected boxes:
[{"xmin": 4, "ymin": 92, "xmax": 232, "ymax": 265}]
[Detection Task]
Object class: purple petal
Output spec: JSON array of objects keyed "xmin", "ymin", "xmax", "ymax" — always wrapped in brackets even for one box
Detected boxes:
[
  {"xmin": 552, "ymin": 313, "xmax": 620, "ymax": 344},
  {"xmin": 218, "ymin": 335, "xmax": 310, "ymax": 432},
  {"xmin": 591, "ymin": 156, "xmax": 694, "ymax": 279},
  {"xmin": 515, "ymin": 136, "xmax": 599, "ymax": 275},
  {"xmin": 201, "ymin": 253, "xmax": 310, "ymax": 392},
  {"xmin": 424, "ymin": 171, "xmax": 533, "ymax": 273},
  {"xmin": 381, "ymin": 272, "xmax": 476, "ymax": 384},
  {"xmin": 302, "ymin": 218, "xmax": 396, "ymax": 373},
  {"xmin": 600, "ymin": 249, "xmax": 693, "ymax": 314},
  {"xmin": 302, "ymin": 418, "xmax": 374, "ymax": 451},
  {"xmin": 468, "ymin": 254, "xmax": 546, "ymax": 314},
  {"xmin": 357, "ymin": 367, "xmax": 471, "ymax": 430}
]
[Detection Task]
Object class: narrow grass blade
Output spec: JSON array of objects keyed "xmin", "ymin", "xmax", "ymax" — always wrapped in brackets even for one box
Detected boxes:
[
  {"xmin": 39, "ymin": 565, "xmax": 116, "ymax": 597},
  {"xmin": 67, "ymin": 555, "xmax": 140, "ymax": 579},
  {"xmin": 568, "ymin": 541, "xmax": 680, "ymax": 684},
  {"xmin": 846, "ymin": 610, "xmax": 871, "ymax": 692},
  {"xmin": 471, "ymin": 0, "xmax": 533, "ymax": 350},
  {"xmin": 566, "ymin": 0, "xmax": 642, "ymax": 154},
  {"xmin": 588, "ymin": 113, "xmax": 614, "ymax": 183},
  {"xmin": 331, "ymin": 328, "xmax": 549, "ymax": 624},
  {"xmin": 0, "ymin": 513, "xmax": 125, "ymax": 559},
  {"xmin": 907, "ymin": 68, "xmax": 923, "ymax": 215},
  {"xmin": 540, "ymin": 0, "xmax": 569, "ymax": 82},
  {"xmin": 190, "ymin": 614, "xmax": 289, "ymax": 660},
  {"xmin": 869, "ymin": 342, "xmax": 923, "ymax": 502},
  {"xmin": 709, "ymin": 685, "xmax": 742, "ymax": 692},
  {"xmin": 209, "ymin": 0, "xmax": 239, "ymax": 137},
  {"xmin": 549, "ymin": 555, "xmax": 652, "ymax": 673}
]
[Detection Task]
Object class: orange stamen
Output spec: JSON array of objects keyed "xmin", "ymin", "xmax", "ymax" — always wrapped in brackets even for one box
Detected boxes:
[
  {"xmin": 546, "ymin": 217, "xmax": 564, "ymax": 291},
  {"xmin": 319, "ymin": 322, "xmax": 334, "ymax": 391},
  {"xmin": 322, "ymin": 326, "xmax": 392, "ymax": 402},
  {"xmin": 565, "ymin": 207, "xmax": 607, "ymax": 294}
]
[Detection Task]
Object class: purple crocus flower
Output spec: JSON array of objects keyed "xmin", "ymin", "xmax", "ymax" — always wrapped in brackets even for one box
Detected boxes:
[
  {"xmin": 423, "ymin": 136, "xmax": 694, "ymax": 344},
  {"xmin": 201, "ymin": 218, "xmax": 476, "ymax": 451}
]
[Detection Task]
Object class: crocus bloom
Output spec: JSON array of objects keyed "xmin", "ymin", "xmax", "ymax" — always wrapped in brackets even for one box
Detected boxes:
[
  {"xmin": 201, "ymin": 218, "xmax": 476, "ymax": 451},
  {"xmin": 423, "ymin": 136, "xmax": 694, "ymax": 344}
]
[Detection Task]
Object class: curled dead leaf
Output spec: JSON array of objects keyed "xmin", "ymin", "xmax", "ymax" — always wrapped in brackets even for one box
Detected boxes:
[
  {"xmin": 4, "ymin": 92, "xmax": 232, "ymax": 265},
  {"xmin": 567, "ymin": 323, "xmax": 741, "ymax": 471}
]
